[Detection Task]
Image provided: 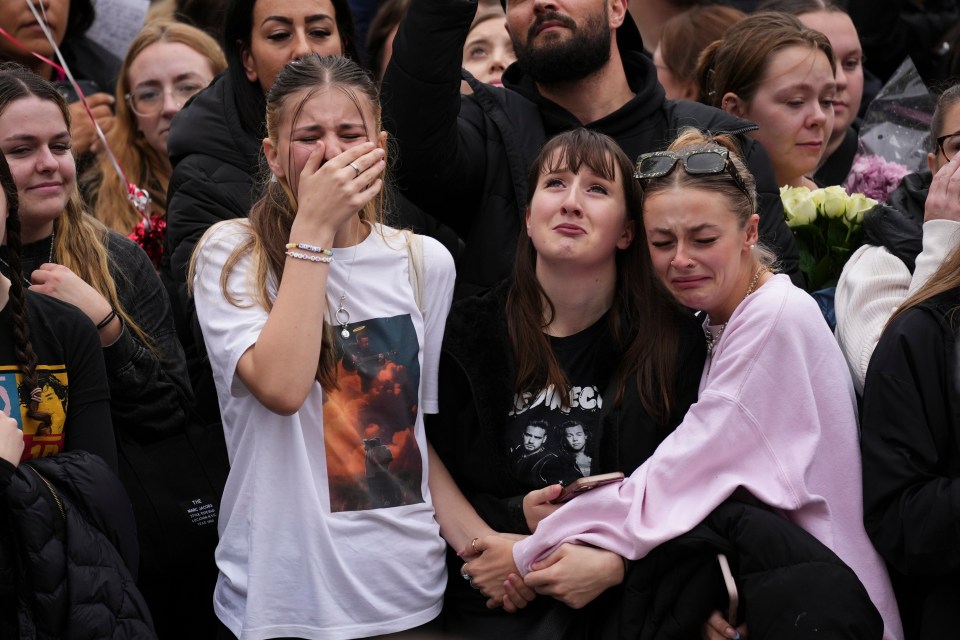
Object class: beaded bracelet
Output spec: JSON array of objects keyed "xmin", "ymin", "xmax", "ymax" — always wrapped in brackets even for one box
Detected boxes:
[
  {"xmin": 285, "ymin": 250, "xmax": 334, "ymax": 263},
  {"xmin": 96, "ymin": 309, "xmax": 117, "ymax": 330},
  {"xmin": 285, "ymin": 242, "xmax": 333, "ymax": 256}
]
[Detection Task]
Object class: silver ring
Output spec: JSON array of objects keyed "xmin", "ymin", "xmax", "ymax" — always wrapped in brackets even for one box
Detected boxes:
[
  {"xmin": 460, "ymin": 564, "xmax": 471, "ymax": 581},
  {"xmin": 469, "ymin": 578, "xmax": 480, "ymax": 590},
  {"xmin": 349, "ymin": 162, "xmax": 361, "ymax": 178}
]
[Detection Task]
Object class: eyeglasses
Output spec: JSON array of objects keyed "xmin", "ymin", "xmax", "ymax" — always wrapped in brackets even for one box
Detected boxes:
[
  {"xmin": 936, "ymin": 130, "xmax": 960, "ymax": 162},
  {"xmin": 634, "ymin": 147, "xmax": 749, "ymax": 197},
  {"xmin": 125, "ymin": 79, "xmax": 210, "ymax": 117}
]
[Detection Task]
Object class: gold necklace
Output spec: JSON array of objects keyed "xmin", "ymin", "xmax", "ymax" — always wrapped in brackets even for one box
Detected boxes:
[{"xmin": 705, "ymin": 266, "xmax": 768, "ymax": 357}]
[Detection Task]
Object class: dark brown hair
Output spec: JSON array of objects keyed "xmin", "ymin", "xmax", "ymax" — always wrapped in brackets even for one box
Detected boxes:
[
  {"xmin": 0, "ymin": 150, "xmax": 49, "ymax": 430},
  {"xmin": 696, "ymin": 11, "xmax": 835, "ymax": 108},
  {"xmin": 507, "ymin": 128, "xmax": 682, "ymax": 422},
  {"xmin": 221, "ymin": 0, "xmax": 361, "ymax": 137}
]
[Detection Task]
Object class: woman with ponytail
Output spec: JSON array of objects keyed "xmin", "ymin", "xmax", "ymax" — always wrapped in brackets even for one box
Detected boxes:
[{"xmin": 190, "ymin": 54, "xmax": 464, "ymax": 639}]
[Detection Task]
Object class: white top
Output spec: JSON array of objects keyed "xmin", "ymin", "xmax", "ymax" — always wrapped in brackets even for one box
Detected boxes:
[
  {"xmin": 193, "ymin": 221, "xmax": 455, "ymax": 640},
  {"xmin": 514, "ymin": 275, "xmax": 903, "ymax": 639},
  {"xmin": 835, "ymin": 219, "xmax": 960, "ymax": 393}
]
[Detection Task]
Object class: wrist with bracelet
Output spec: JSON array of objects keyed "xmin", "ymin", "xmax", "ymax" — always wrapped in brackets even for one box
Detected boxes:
[{"xmin": 96, "ymin": 309, "xmax": 116, "ymax": 331}]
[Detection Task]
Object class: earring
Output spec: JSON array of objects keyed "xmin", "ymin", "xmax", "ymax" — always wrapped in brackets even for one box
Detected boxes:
[{"xmin": 270, "ymin": 173, "xmax": 278, "ymax": 183}]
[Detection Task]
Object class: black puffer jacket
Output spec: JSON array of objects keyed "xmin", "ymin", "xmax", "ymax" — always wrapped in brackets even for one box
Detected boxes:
[
  {"xmin": 382, "ymin": 0, "xmax": 802, "ymax": 297},
  {"xmin": 601, "ymin": 501, "xmax": 884, "ymax": 639},
  {"xmin": 166, "ymin": 70, "xmax": 262, "ymax": 290},
  {"xmin": 0, "ymin": 452, "xmax": 156, "ymax": 639},
  {"xmin": 860, "ymin": 170, "xmax": 931, "ymax": 273},
  {"xmin": 861, "ymin": 287, "xmax": 960, "ymax": 639}
]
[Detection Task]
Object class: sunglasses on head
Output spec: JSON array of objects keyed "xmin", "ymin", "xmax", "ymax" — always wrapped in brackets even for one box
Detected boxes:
[{"xmin": 634, "ymin": 147, "xmax": 749, "ymax": 197}]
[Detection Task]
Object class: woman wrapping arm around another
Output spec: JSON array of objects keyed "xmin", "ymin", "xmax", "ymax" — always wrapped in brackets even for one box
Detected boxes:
[
  {"xmin": 190, "ymin": 54, "xmax": 467, "ymax": 639},
  {"xmin": 436, "ymin": 128, "xmax": 705, "ymax": 638},
  {"xmin": 472, "ymin": 128, "xmax": 903, "ymax": 639}
]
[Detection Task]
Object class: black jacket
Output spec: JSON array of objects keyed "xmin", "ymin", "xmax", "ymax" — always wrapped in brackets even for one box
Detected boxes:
[
  {"xmin": 861, "ymin": 287, "xmax": 960, "ymax": 639},
  {"xmin": 603, "ymin": 501, "xmax": 884, "ymax": 639},
  {"xmin": 166, "ymin": 70, "xmax": 262, "ymax": 291},
  {"xmin": 165, "ymin": 69, "xmax": 261, "ymax": 427},
  {"xmin": 0, "ymin": 452, "xmax": 156, "ymax": 639},
  {"xmin": 860, "ymin": 170, "xmax": 930, "ymax": 274},
  {"xmin": 382, "ymin": 0, "xmax": 802, "ymax": 297},
  {"xmin": 426, "ymin": 280, "xmax": 705, "ymax": 638}
]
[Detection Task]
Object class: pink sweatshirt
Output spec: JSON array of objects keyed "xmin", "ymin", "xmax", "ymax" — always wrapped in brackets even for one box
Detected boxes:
[{"xmin": 513, "ymin": 275, "xmax": 903, "ymax": 639}]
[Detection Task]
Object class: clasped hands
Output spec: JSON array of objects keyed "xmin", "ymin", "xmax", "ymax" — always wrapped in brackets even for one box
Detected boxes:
[{"xmin": 459, "ymin": 484, "xmax": 626, "ymax": 612}]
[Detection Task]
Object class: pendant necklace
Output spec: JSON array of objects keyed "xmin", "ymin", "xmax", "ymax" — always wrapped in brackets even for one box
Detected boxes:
[
  {"xmin": 334, "ymin": 220, "xmax": 363, "ymax": 339},
  {"xmin": 705, "ymin": 265, "xmax": 767, "ymax": 357}
]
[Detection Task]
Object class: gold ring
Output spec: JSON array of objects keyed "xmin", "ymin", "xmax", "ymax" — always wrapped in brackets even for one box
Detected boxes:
[{"xmin": 471, "ymin": 537, "xmax": 480, "ymax": 555}]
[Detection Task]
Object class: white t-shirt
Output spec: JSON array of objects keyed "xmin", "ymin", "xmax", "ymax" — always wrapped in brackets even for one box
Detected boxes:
[{"xmin": 193, "ymin": 221, "xmax": 455, "ymax": 640}]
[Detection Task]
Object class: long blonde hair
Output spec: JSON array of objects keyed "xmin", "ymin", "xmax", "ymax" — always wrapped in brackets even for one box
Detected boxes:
[
  {"xmin": 84, "ymin": 20, "xmax": 225, "ymax": 234},
  {"xmin": 191, "ymin": 54, "xmax": 387, "ymax": 389},
  {"xmin": 0, "ymin": 63, "xmax": 153, "ymax": 347}
]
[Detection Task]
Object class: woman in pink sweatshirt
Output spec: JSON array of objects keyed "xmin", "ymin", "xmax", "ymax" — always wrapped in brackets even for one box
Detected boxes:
[{"xmin": 471, "ymin": 128, "xmax": 904, "ymax": 640}]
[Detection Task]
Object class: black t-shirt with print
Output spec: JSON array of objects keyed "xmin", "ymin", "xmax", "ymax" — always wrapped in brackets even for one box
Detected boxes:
[
  {"xmin": 0, "ymin": 291, "xmax": 114, "ymax": 468},
  {"xmin": 504, "ymin": 315, "xmax": 619, "ymax": 491}
]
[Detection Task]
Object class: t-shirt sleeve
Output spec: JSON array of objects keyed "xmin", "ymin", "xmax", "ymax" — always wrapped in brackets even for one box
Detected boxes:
[
  {"xmin": 418, "ymin": 236, "xmax": 455, "ymax": 415},
  {"xmin": 192, "ymin": 222, "xmax": 268, "ymax": 398}
]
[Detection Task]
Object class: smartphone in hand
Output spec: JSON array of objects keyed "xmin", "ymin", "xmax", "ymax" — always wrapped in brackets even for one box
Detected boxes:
[{"xmin": 551, "ymin": 472, "xmax": 625, "ymax": 504}]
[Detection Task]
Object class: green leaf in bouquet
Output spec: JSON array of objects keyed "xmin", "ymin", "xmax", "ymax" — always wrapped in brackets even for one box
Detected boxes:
[
  {"xmin": 809, "ymin": 255, "xmax": 835, "ymax": 291},
  {"xmin": 826, "ymin": 218, "xmax": 848, "ymax": 248},
  {"xmin": 798, "ymin": 249, "xmax": 816, "ymax": 276}
]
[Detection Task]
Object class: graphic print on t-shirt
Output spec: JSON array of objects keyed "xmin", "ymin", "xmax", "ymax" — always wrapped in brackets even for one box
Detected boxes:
[
  {"xmin": 323, "ymin": 314, "xmax": 423, "ymax": 512},
  {"xmin": 505, "ymin": 384, "xmax": 603, "ymax": 490},
  {"xmin": 0, "ymin": 364, "xmax": 69, "ymax": 461}
]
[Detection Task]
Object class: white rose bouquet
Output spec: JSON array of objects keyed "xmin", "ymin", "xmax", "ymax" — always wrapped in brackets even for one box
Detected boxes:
[{"xmin": 780, "ymin": 185, "xmax": 877, "ymax": 291}]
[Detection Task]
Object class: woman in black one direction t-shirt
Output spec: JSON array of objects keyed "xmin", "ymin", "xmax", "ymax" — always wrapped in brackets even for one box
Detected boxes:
[
  {"xmin": 0, "ymin": 142, "xmax": 113, "ymax": 468},
  {"xmin": 428, "ymin": 129, "xmax": 705, "ymax": 639}
]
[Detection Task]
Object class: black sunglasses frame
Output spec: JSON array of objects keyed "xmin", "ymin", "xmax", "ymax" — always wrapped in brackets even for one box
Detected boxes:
[{"xmin": 634, "ymin": 147, "xmax": 749, "ymax": 198}]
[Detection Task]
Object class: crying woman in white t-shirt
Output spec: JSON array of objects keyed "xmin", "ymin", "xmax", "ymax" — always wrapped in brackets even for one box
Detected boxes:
[{"xmin": 191, "ymin": 53, "xmax": 503, "ymax": 640}]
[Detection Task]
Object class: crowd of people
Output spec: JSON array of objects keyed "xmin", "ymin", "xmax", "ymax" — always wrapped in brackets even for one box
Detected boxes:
[{"xmin": 0, "ymin": 0, "xmax": 958, "ymax": 638}]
